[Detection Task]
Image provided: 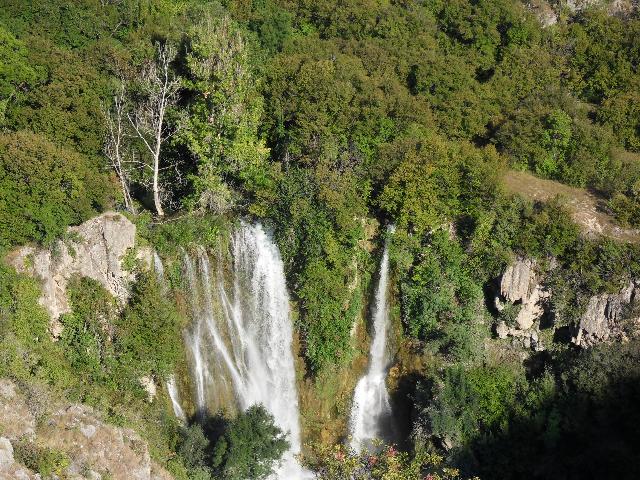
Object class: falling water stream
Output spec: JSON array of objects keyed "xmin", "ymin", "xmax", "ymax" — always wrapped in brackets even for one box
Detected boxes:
[
  {"xmin": 153, "ymin": 253, "xmax": 187, "ymax": 423},
  {"xmin": 182, "ymin": 222, "xmax": 311, "ymax": 479},
  {"xmin": 349, "ymin": 229, "xmax": 394, "ymax": 451}
]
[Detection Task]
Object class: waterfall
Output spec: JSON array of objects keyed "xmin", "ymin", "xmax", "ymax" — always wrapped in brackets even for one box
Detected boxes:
[
  {"xmin": 184, "ymin": 222, "xmax": 311, "ymax": 479},
  {"xmin": 153, "ymin": 252, "xmax": 187, "ymax": 423},
  {"xmin": 153, "ymin": 251, "xmax": 165, "ymax": 280},
  {"xmin": 167, "ymin": 375, "xmax": 187, "ymax": 422},
  {"xmin": 349, "ymin": 229, "xmax": 394, "ymax": 452}
]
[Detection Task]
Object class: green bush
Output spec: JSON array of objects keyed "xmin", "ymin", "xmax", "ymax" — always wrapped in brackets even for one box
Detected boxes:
[
  {"xmin": 13, "ymin": 439, "xmax": 70, "ymax": 477},
  {"xmin": 115, "ymin": 272, "xmax": 183, "ymax": 379},
  {"xmin": 60, "ymin": 277, "xmax": 116, "ymax": 383},
  {"xmin": 400, "ymin": 229, "xmax": 484, "ymax": 361},
  {"xmin": 0, "ymin": 131, "xmax": 113, "ymax": 249},
  {"xmin": 212, "ymin": 405, "xmax": 289, "ymax": 480}
]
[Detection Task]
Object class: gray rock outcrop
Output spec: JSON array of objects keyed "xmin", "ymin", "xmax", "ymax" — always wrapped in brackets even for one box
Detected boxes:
[
  {"xmin": 9, "ymin": 212, "xmax": 149, "ymax": 337},
  {"xmin": 499, "ymin": 257, "xmax": 537, "ymax": 304},
  {"xmin": 495, "ymin": 257, "xmax": 549, "ymax": 350},
  {"xmin": 573, "ymin": 281, "xmax": 637, "ymax": 347},
  {"xmin": 0, "ymin": 438, "xmax": 13, "ymax": 470},
  {"xmin": 0, "ymin": 379, "xmax": 171, "ymax": 480}
]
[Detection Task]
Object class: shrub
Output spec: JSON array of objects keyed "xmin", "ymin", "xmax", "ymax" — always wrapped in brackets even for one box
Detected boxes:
[
  {"xmin": 212, "ymin": 405, "xmax": 289, "ymax": 480},
  {"xmin": 0, "ymin": 131, "xmax": 113, "ymax": 248}
]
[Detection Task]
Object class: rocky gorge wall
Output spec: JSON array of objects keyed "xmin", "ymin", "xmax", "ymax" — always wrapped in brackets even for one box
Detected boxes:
[
  {"xmin": 494, "ymin": 256, "xmax": 640, "ymax": 350},
  {"xmin": 0, "ymin": 379, "xmax": 171, "ymax": 480},
  {"xmin": 8, "ymin": 212, "xmax": 150, "ymax": 338}
]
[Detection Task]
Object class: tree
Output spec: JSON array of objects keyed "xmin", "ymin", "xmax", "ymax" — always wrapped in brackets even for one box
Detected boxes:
[
  {"xmin": 180, "ymin": 15, "xmax": 269, "ymax": 214},
  {"xmin": 0, "ymin": 131, "xmax": 113, "ymax": 249},
  {"xmin": 115, "ymin": 272, "xmax": 182, "ymax": 379},
  {"xmin": 103, "ymin": 82, "xmax": 136, "ymax": 213},
  {"xmin": 212, "ymin": 405, "xmax": 289, "ymax": 480},
  {"xmin": 0, "ymin": 25, "xmax": 41, "ymax": 125},
  {"xmin": 128, "ymin": 42, "xmax": 180, "ymax": 217}
]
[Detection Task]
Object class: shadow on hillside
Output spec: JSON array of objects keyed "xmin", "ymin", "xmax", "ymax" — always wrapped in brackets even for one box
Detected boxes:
[{"xmin": 452, "ymin": 371, "xmax": 640, "ymax": 480}]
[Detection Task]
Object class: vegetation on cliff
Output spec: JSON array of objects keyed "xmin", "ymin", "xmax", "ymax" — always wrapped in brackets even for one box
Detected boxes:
[{"xmin": 2, "ymin": 0, "xmax": 640, "ymax": 478}]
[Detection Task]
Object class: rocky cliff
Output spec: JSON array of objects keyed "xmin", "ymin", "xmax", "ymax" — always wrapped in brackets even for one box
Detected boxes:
[
  {"xmin": 573, "ymin": 281, "xmax": 639, "ymax": 347},
  {"xmin": 0, "ymin": 380, "xmax": 171, "ymax": 480},
  {"xmin": 8, "ymin": 212, "xmax": 150, "ymax": 337},
  {"xmin": 495, "ymin": 256, "xmax": 639, "ymax": 350},
  {"xmin": 495, "ymin": 257, "xmax": 549, "ymax": 350}
]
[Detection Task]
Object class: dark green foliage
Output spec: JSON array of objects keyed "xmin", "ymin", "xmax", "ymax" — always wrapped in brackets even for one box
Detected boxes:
[
  {"xmin": 177, "ymin": 423, "xmax": 212, "ymax": 479},
  {"xmin": 400, "ymin": 230, "xmax": 484, "ymax": 361},
  {"xmin": 0, "ymin": 131, "xmax": 113, "ymax": 249},
  {"xmin": 175, "ymin": 406, "xmax": 289, "ymax": 480},
  {"xmin": 3, "ymin": 0, "xmax": 640, "ymax": 477},
  {"xmin": 212, "ymin": 405, "xmax": 289, "ymax": 480},
  {"xmin": 442, "ymin": 341, "xmax": 640, "ymax": 479},
  {"xmin": 60, "ymin": 277, "xmax": 116, "ymax": 383},
  {"xmin": 420, "ymin": 364, "xmax": 523, "ymax": 446},
  {"xmin": 0, "ymin": 25, "xmax": 43, "ymax": 125},
  {"xmin": 116, "ymin": 272, "xmax": 182, "ymax": 379}
]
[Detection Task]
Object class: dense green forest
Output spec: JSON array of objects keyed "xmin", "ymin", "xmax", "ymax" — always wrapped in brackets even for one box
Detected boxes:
[{"xmin": 2, "ymin": 0, "xmax": 640, "ymax": 478}]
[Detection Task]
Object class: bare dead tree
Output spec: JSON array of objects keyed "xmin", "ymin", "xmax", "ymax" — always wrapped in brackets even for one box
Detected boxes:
[
  {"xmin": 103, "ymin": 82, "xmax": 136, "ymax": 214},
  {"xmin": 128, "ymin": 42, "xmax": 180, "ymax": 217}
]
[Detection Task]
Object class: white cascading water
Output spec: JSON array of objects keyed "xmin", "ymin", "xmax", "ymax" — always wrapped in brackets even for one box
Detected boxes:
[
  {"xmin": 166, "ymin": 375, "xmax": 187, "ymax": 422},
  {"xmin": 349, "ymin": 229, "xmax": 394, "ymax": 452},
  {"xmin": 185, "ymin": 222, "xmax": 311, "ymax": 479},
  {"xmin": 153, "ymin": 251, "xmax": 165, "ymax": 281},
  {"xmin": 153, "ymin": 252, "xmax": 187, "ymax": 423}
]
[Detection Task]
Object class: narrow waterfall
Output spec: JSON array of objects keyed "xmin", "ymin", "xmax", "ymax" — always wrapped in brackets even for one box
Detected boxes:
[
  {"xmin": 349, "ymin": 230, "xmax": 394, "ymax": 451},
  {"xmin": 153, "ymin": 252, "xmax": 187, "ymax": 423},
  {"xmin": 184, "ymin": 222, "xmax": 311, "ymax": 479},
  {"xmin": 167, "ymin": 375, "xmax": 187, "ymax": 422},
  {"xmin": 153, "ymin": 251, "xmax": 165, "ymax": 280}
]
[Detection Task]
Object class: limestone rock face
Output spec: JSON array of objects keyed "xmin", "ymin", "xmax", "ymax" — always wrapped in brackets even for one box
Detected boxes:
[
  {"xmin": 9, "ymin": 212, "xmax": 138, "ymax": 337},
  {"xmin": 573, "ymin": 282, "xmax": 637, "ymax": 347},
  {"xmin": 500, "ymin": 257, "xmax": 537, "ymax": 304},
  {"xmin": 495, "ymin": 257, "xmax": 548, "ymax": 350},
  {"xmin": 0, "ymin": 380, "xmax": 35, "ymax": 440},
  {"xmin": 0, "ymin": 380, "xmax": 172, "ymax": 480},
  {"xmin": 0, "ymin": 438, "xmax": 13, "ymax": 470}
]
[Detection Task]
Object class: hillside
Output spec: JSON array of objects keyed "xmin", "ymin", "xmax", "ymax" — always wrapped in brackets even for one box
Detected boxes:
[
  {"xmin": 2, "ymin": 0, "xmax": 640, "ymax": 479},
  {"xmin": 505, "ymin": 169, "xmax": 640, "ymax": 242}
]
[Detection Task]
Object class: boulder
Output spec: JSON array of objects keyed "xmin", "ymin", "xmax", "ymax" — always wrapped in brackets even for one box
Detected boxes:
[
  {"xmin": 515, "ymin": 285, "xmax": 549, "ymax": 330},
  {"xmin": 573, "ymin": 282, "xmax": 636, "ymax": 347},
  {"xmin": 495, "ymin": 257, "xmax": 549, "ymax": 350},
  {"xmin": 9, "ymin": 213, "xmax": 139, "ymax": 337}
]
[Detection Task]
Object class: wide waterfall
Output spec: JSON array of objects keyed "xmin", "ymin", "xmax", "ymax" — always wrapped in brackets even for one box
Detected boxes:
[
  {"xmin": 184, "ymin": 222, "xmax": 311, "ymax": 479},
  {"xmin": 349, "ymin": 229, "xmax": 394, "ymax": 451}
]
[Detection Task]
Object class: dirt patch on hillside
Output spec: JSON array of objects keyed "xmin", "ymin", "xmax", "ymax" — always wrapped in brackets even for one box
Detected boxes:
[{"xmin": 504, "ymin": 170, "xmax": 640, "ymax": 243}]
